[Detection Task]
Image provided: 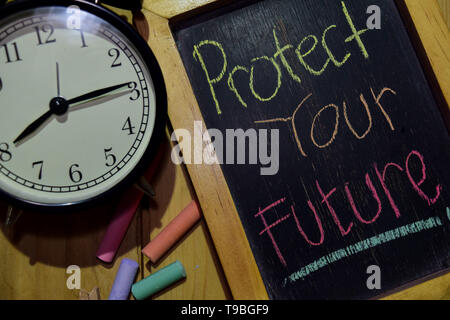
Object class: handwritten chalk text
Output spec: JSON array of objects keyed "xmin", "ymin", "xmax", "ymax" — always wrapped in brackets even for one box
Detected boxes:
[
  {"xmin": 255, "ymin": 149, "xmax": 443, "ymax": 267},
  {"xmin": 193, "ymin": 1, "xmax": 370, "ymax": 115},
  {"xmin": 255, "ymin": 86, "xmax": 396, "ymax": 157}
]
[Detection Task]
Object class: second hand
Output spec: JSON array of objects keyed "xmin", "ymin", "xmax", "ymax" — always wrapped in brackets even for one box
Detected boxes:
[{"xmin": 56, "ymin": 62, "xmax": 61, "ymax": 97}]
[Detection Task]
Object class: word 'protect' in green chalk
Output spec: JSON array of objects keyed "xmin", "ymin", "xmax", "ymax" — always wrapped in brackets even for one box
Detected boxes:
[{"xmin": 131, "ymin": 260, "xmax": 186, "ymax": 300}]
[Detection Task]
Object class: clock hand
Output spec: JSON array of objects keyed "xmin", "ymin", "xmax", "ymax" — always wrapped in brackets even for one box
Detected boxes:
[
  {"xmin": 14, "ymin": 82, "xmax": 133, "ymax": 144},
  {"xmin": 67, "ymin": 82, "xmax": 132, "ymax": 106},
  {"xmin": 13, "ymin": 95, "xmax": 69, "ymax": 144},
  {"xmin": 13, "ymin": 110, "xmax": 53, "ymax": 144},
  {"xmin": 56, "ymin": 62, "xmax": 61, "ymax": 97}
]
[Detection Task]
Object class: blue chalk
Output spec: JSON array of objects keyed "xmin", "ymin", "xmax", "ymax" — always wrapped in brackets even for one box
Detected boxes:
[{"xmin": 108, "ymin": 258, "xmax": 139, "ymax": 300}]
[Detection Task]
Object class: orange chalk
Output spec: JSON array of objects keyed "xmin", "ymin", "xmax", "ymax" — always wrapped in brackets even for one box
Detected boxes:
[{"xmin": 142, "ymin": 200, "xmax": 201, "ymax": 263}]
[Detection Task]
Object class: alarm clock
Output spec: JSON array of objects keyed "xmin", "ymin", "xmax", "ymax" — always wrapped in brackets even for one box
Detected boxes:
[{"xmin": 0, "ymin": 0, "xmax": 167, "ymax": 210}]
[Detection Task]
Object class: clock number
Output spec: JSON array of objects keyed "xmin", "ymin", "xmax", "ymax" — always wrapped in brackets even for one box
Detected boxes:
[
  {"xmin": 128, "ymin": 82, "xmax": 140, "ymax": 101},
  {"xmin": 35, "ymin": 24, "xmax": 56, "ymax": 45},
  {"xmin": 2, "ymin": 42, "xmax": 21, "ymax": 63},
  {"xmin": 69, "ymin": 164, "xmax": 83, "ymax": 183},
  {"xmin": 104, "ymin": 148, "xmax": 117, "ymax": 167},
  {"xmin": 0, "ymin": 143, "xmax": 12, "ymax": 162},
  {"xmin": 108, "ymin": 48, "xmax": 122, "ymax": 68},
  {"xmin": 32, "ymin": 161, "xmax": 44, "ymax": 180},
  {"xmin": 122, "ymin": 117, "xmax": 136, "ymax": 135}
]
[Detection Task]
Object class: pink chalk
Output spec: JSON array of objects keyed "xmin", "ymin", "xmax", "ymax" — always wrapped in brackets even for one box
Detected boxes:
[
  {"xmin": 405, "ymin": 150, "xmax": 442, "ymax": 206},
  {"xmin": 96, "ymin": 188, "xmax": 143, "ymax": 263},
  {"xmin": 96, "ymin": 146, "xmax": 164, "ymax": 263},
  {"xmin": 291, "ymin": 201, "xmax": 325, "ymax": 246},
  {"xmin": 253, "ymin": 198, "xmax": 288, "ymax": 267}
]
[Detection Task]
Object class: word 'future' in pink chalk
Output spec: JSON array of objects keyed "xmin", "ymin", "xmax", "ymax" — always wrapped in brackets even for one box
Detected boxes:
[{"xmin": 142, "ymin": 200, "xmax": 201, "ymax": 263}]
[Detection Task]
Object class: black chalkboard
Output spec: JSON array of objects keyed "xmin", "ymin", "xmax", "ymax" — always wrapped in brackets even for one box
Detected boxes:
[{"xmin": 173, "ymin": 0, "xmax": 450, "ymax": 299}]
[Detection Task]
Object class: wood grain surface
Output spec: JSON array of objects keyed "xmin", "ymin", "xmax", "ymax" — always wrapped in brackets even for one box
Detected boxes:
[
  {"xmin": 0, "ymin": 0, "xmax": 448, "ymax": 300},
  {"xmin": 141, "ymin": 7, "xmax": 268, "ymax": 300},
  {"xmin": 142, "ymin": 0, "xmax": 216, "ymax": 19},
  {"xmin": 438, "ymin": 0, "xmax": 450, "ymax": 28},
  {"xmin": 0, "ymin": 132, "xmax": 230, "ymax": 300}
]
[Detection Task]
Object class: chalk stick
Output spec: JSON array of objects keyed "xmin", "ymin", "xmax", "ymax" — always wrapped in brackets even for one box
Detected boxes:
[
  {"xmin": 108, "ymin": 258, "xmax": 139, "ymax": 300},
  {"xmin": 131, "ymin": 261, "xmax": 186, "ymax": 300},
  {"xmin": 96, "ymin": 189, "xmax": 142, "ymax": 263},
  {"xmin": 96, "ymin": 146, "xmax": 164, "ymax": 263},
  {"xmin": 142, "ymin": 200, "xmax": 201, "ymax": 263}
]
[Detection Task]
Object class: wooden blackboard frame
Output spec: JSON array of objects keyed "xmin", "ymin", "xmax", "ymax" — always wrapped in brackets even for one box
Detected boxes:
[{"xmin": 141, "ymin": 0, "xmax": 450, "ymax": 299}]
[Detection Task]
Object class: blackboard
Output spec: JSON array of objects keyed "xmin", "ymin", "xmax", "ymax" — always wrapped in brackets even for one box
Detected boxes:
[{"xmin": 172, "ymin": 0, "xmax": 450, "ymax": 299}]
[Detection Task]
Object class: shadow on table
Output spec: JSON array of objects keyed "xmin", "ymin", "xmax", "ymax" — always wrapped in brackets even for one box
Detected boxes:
[
  {"xmin": 141, "ymin": 143, "xmax": 233, "ymax": 299},
  {"xmin": 0, "ymin": 137, "xmax": 176, "ymax": 268}
]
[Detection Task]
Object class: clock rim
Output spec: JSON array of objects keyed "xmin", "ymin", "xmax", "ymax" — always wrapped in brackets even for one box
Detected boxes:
[{"xmin": 0, "ymin": 0, "xmax": 167, "ymax": 213}]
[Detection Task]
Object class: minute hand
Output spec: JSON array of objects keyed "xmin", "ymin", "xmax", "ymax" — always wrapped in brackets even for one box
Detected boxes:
[{"xmin": 67, "ymin": 82, "xmax": 132, "ymax": 105}]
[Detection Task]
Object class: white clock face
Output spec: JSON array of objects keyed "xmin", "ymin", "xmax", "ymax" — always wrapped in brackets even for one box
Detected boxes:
[{"xmin": 0, "ymin": 5, "xmax": 159, "ymax": 207}]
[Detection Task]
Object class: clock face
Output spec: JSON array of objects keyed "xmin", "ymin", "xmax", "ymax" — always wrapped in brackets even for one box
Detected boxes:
[{"xmin": 0, "ymin": 2, "xmax": 165, "ymax": 208}]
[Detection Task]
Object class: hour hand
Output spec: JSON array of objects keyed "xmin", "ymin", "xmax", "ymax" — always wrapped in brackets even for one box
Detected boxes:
[
  {"xmin": 14, "ymin": 96, "xmax": 69, "ymax": 144},
  {"xmin": 13, "ymin": 110, "xmax": 53, "ymax": 144}
]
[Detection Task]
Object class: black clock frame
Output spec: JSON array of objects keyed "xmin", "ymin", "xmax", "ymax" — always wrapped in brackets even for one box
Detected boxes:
[{"xmin": 0, "ymin": 0, "xmax": 167, "ymax": 212}]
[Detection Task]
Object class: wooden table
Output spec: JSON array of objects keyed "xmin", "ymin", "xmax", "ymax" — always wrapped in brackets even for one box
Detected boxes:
[{"xmin": 0, "ymin": 0, "xmax": 448, "ymax": 300}]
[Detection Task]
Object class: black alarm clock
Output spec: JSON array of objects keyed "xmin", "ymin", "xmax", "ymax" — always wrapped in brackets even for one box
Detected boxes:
[{"xmin": 0, "ymin": 0, "xmax": 167, "ymax": 210}]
